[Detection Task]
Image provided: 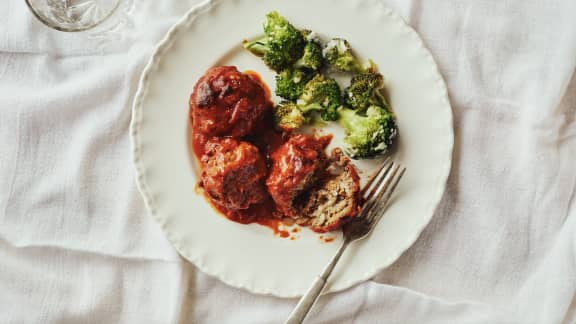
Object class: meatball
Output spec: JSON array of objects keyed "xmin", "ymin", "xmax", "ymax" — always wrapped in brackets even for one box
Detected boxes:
[
  {"xmin": 301, "ymin": 158, "xmax": 361, "ymax": 233},
  {"xmin": 266, "ymin": 134, "xmax": 331, "ymax": 217},
  {"xmin": 201, "ymin": 138, "xmax": 268, "ymax": 210},
  {"xmin": 190, "ymin": 66, "xmax": 270, "ymax": 138}
]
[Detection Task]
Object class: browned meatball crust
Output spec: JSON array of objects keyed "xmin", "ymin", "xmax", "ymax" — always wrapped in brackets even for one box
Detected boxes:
[
  {"xmin": 201, "ymin": 138, "xmax": 268, "ymax": 210},
  {"xmin": 266, "ymin": 134, "xmax": 331, "ymax": 217},
  {"xmin": 190, "ymin": 66, "xmax": 270, "ymax": 138}
]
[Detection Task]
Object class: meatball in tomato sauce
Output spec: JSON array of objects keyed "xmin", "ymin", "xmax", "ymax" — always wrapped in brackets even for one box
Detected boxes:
[
  {"xmin": 201, "ymin": 138, "xmax": 268, "ymax": 210},
  {"xmin": 266, "ymin": 134, "xmax": 331, "ymax": 218},
  {"xmin": 190, "ymin": 66, "xmax": 270, "ymax": 138}
]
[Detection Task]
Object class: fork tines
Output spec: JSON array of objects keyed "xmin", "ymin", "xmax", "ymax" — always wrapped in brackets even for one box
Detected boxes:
[{"xmin": 361, "ymin": 159, "xmax": 405, "ymax": 222}]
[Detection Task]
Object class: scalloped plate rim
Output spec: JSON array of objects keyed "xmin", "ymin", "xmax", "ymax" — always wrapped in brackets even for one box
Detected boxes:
[{"xmin": 130, "ymin": 0, "xmax": 453, "ymax": 298}]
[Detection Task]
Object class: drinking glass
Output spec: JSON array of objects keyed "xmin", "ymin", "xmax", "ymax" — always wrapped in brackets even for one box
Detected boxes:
[{"xmin": 25, "ymin": 0, "xmax": 122, "ymax": 32}]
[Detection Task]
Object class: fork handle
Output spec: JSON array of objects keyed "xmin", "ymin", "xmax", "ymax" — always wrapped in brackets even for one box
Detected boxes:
[{"xmin": 285, "ymin": 239, "xmax": 350, "ymax": 324}]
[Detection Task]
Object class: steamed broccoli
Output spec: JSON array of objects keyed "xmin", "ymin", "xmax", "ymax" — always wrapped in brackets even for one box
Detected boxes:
[
  {"xmin": 274, "ymin": 101, "xmax": 307, "ymax": 131},
  {"xmin": 323, "ymin": 38, "xmax": 374, "ymax": 73},
  {"xmin": 296, "ymin": 74, "xmax": 342, "ymax": 121},
  {"xmin": 294, "ymin": 40, "xmax": 324, "ymax": 71},
  {"xmin": 273, "ymin": 74, "xmax": 342, "ymax": 130},
  {"xmin": 338, "ymin": 106, "xmax": 398, "ymax": 159},
  {"xmin": 275, "ymin": 68, "xmax": 313, "ymax": 101},
  {"xmin": 344, "ymin": 72, "xmax": 389, "ymax": 110},
  {"xmin": 243, "ymin": 11, "xmax": 305, "ymax": 71}
]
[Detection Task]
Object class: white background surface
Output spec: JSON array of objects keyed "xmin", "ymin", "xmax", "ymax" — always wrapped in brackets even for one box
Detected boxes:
[
  {"xmin": 131, "ymin": 0, "xmax": 452, "ymax": 297},
  {"xmin": 1, "ymin": 0, "xmax": 575, "ymax": 323}
]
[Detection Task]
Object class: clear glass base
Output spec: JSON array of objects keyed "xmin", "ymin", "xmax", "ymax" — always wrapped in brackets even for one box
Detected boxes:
[{"xmin": 25, "ymin": 0, "xmax": 122, "ymax": 32}]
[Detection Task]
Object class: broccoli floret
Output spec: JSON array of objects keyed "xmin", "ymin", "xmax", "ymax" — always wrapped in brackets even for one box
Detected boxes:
[
  {"xmin": 274, "ymin": 101, "xmax": 307, "ymax": 131},
  {"xmin": 344, "ymin": 72, "xmax": 389, "ymax": 110},
  {"xmin": 294, "ymin": 40, "xmax": 324, "ymax": 71},
  {"xmin": 323, "ymin": 38, "xmax": 368, "ymax": 73},
  {"xmin": 319, "ymin": 104, "xmax": 339, "ymax": 122},
  {"xmin": 338, "ymin": 106, "xmax": 398, "ymax": 159},
  {"xmin": 243, "ymin": 11, "xmax": 305, "ymax": 71},
  {"xmin": 262, "ymin": 11, "xmax": 298, "ymax": 40},
  {"xmin": 296, "ymin": 74, "xmax": 342, "ymax": 121},
  {"xmin": 274, "ymin": 74, "xmax": 342, "ymax": 130},
  {"xmin": 275, "ymin": 68, "xmax": 313, "ymax": 101}
]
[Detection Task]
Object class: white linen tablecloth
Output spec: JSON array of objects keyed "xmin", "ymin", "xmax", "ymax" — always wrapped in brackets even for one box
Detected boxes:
[{"xmin": 1, "ymin": 0, "xmax": 575, "ymax": 323}]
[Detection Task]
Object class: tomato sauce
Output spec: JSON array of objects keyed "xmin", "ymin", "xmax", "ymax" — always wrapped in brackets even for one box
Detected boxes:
[
  {"xmin": 245, "ymin": 70, "xmax": 272, "ymax": 101},
  {"xmin": 190, "ymin": 68, "xmax": 283, "ymax": 233},
  {"xmin": 190, "ymin": 67, "xmax": 334, "ymax": 238},
  {"xmin": 256, "ymin": 217, "xmax": 291, "ymax": 238}
]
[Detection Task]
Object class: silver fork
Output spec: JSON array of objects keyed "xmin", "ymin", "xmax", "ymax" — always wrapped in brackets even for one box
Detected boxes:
[{"xmin": 285, "ymin": 159, "xmax": 406, "ymax": 324}]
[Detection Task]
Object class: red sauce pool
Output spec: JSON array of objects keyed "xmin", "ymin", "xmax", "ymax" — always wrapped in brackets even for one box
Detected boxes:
[{"xmin": 256, "ymin": 218, "xmax": 291, "ymax": 238}]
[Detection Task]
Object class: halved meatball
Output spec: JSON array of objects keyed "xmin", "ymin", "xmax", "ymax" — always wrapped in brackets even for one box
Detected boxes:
[
  {"xmin": 190, "ymin": 66, "xmax": 270, "ymax": 138},
  {"xmin": 301, "ymin": 162, "xmax": 361, "ymax": 233},
  {"xmin": 266, "ymin": 134, "xmax": 331, "ymax": 217},
  {"xmin": 201, "ymin": 138, "xmax": 268, "ymax": 210}
]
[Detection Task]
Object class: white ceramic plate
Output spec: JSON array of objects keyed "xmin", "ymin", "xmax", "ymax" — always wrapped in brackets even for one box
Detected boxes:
[{"xmin": 131, "ymin": 0, "xmax": 453, "ymax": 297}]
